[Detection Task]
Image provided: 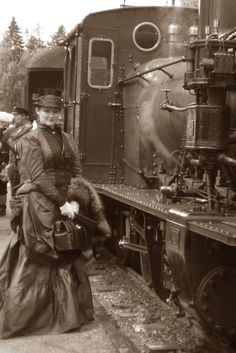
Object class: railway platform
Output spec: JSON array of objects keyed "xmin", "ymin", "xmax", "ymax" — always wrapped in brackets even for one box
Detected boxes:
[{"xmin": 0, "ymin": 216, "xmax": 138, "ymax": 353}]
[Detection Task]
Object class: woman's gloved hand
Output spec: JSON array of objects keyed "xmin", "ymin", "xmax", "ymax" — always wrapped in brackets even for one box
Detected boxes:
[
  {"xmin": 69, "ymin": 201, "xmax": 79, "ymax": 215},
  {"xmin": 60, "ymin": 201, "xmax": 75, "ymax": 219}
]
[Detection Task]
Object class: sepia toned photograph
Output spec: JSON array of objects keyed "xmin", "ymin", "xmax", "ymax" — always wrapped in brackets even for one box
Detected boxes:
[{"xmin": 0, "ymin": 1, "xmax": 235, "ymax": 352}]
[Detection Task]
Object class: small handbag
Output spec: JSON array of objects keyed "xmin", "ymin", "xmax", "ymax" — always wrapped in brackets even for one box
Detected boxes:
[{"xmin": 54, "ymin": 218, "xmax": 92, "ymax": 251}]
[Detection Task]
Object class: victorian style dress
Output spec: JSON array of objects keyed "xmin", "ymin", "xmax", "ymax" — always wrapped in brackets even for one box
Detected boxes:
[{"xmin": 0, "ymin": 125, "xmax": 94, "ymax": 338}]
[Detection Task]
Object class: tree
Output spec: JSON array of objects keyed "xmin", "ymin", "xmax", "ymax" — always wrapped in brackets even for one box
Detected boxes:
[
  {"xmin": 0, "ymin": 50, "xmax": 37, "ymax": 110},
  {"xmin": 25, "ymin": 23, "xmax": 47, "ymax": 51},
  {"xmin": 1, "ymin": 17, "xmax": 24, "ymax": 63},
  {"xmin": 0, "ymin": 17, "xmax": 25, "ymax": 110},
  {"xmin": 26, "ymin": 34, "xmax": 47, "ymax": 51},
  {"xmin": 0, "ymin": 18, "xmax": 38, "ymax": 111},
  {"xmin": 50, "ymin": 25, "xmax": 67, "ymax": 47}
]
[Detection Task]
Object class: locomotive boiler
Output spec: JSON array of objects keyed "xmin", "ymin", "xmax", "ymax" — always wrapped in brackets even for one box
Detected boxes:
[{"xmin": 26, "ymin": 1, "xmax": 236, "ymax": 349}]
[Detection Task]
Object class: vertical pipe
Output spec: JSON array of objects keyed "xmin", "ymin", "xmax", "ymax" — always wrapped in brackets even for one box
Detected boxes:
[
  {"xmin": 198, "ymin": 0, "xmax": 211, "ymax": 38},
  {"xmin": 199, "ymin": 0, "xmax": 236, "ymax": 36},
  {"xmin": 63, "ymin": 45, "xmax": 69, "ymax": 131},
  {"xmin": 73, "ymin": 31, "xmax": 79, "ymax": 139},
  {"xmin": 206, "ymin": 172, "xmax": 212, "ymax": 211},
  {"xmin": 63, "ymin": 45, "xmax": 69, "ymax": 104}
]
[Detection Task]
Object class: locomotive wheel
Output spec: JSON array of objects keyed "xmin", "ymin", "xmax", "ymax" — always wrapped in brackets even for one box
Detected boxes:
[
  {"xmin": 196, "ymin": 266, "xmax": 236, "ymax": 338},
  {"xmin": 140, "ymin": 252, "xmax": 152, "ymax": 287},
  {"xmin": 140, "ymin": 250, "xmax": 173, "ymax": 290}
]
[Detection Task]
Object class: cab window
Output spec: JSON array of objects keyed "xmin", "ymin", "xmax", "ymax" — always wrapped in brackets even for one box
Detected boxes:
[
  {"xmin": 133, "ymin": 22, "xmax": 161, "ymax": 52},
  {"xmin": 88, "ymin": 38, "xmax": 114, "ymax": 89}
]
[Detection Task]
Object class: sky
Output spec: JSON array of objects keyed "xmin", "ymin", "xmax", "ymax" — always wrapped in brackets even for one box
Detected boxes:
[{"xmin": 0, "ymin": 0, "xmax": 177, "ymax": 42}]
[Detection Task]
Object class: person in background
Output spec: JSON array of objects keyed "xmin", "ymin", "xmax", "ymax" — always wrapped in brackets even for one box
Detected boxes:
[
  {"xmin": 0, "ymin": 95, "xmax": 96, "ymax": 338},
  {"xmin": 0, "ymin": 123, "xmax": 9, "ymax": 216},
  {"xmin": 2, "ymin": 107, "xmax": 32, "ymax": 196}
]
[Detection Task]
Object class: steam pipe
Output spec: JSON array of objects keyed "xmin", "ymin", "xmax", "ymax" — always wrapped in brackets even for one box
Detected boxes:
[
  {"xmin": 161, "ymin": 103, "xmax": 198, "ymax": 112},
  {"xmin": 220, "ymin": 27, "xmax": 236, "ymax": 40},
  {"xmin": 160, "ymin": 69, "xmax": 174, "ymax": 79},
  {"xmin": 119, "ymin": 57, "xmax": 185, "ymax": 84}
]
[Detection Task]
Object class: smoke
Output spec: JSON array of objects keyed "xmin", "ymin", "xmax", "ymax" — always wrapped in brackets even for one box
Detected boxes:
[{"xmin": 139, "ymin": 92, "xmax": 173, "ymax": 162}]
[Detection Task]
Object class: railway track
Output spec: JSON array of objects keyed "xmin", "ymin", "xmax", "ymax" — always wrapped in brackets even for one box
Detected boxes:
[
  {"xmin": 89, "ymin": 249, "xmax": 236, "ymax": 353},
  {"xmin": 0, "ymin": 215, "xmax": 234, "ymax": 353}
]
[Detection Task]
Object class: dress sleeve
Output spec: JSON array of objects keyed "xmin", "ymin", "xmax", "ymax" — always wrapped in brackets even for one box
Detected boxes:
[
  {"xmin": 16, "ymin": 134, "xmax": 66, "ymax": 206},
  {"xmin": 64, "ymin": 133, "xmax": 82, "ymax": 177}
]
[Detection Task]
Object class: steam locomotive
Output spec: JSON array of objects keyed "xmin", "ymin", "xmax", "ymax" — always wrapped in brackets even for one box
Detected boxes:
[{"xmin": 26, "ymin": 1, "xmax": 236, "ymax": 348}]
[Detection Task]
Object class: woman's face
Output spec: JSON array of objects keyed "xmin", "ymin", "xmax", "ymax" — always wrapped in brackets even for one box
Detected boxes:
[
  {"xmin": 36, "ymin": 107, "xmax": 61, "ymax": 128},
  {"xmin": 56, "ymin": 112, "xmax": 65, "ymax": 130}
]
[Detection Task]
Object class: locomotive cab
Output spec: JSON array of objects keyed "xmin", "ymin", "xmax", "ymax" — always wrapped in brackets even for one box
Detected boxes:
[{"xmin": 61, "ymin": 6, "xmax": 197, "ymax": 185}]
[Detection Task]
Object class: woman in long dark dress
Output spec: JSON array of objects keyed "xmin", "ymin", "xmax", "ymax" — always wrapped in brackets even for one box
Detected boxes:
[{"xmin": 0, "ymin": 95, "xmax": 94, "ymax": 338}]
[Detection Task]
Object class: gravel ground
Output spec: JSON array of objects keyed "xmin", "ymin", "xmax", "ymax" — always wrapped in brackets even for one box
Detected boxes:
[{"xmin": 88, "ymin": 251, "xmax": 210, "ymax": 353}]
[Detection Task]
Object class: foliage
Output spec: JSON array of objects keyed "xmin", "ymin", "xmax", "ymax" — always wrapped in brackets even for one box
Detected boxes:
[
  {"xmin": 25, "ymin": 23, "xmax": 48, "ymax": 51},
  {"xmin": 0, "ymin": 17, "xmax": 65, "ymax": 112},
  {"xmin": 26, "ymin": 35, "xmax": 47, "ymax": 51},
  {"xmin": 50, "ymin": 25, "xmax": 67, "ymax": 48},
  {"xmin": 1, "ymin": 17, "xmax": 24, "ymax": 63},
  {"xmin": 0, "ymin": 50, "xmax": 39, "ymax": 110}
]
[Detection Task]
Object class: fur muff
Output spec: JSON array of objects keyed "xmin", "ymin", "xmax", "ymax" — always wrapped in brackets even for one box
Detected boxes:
[{"xmin": 67, "ymin": 176, "xmax": 111, "ymax": 238}]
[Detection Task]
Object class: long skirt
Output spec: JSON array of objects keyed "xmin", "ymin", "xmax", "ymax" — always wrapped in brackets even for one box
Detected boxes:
[{"xmin": 0, "ymin": 231, "xmax": 94, "ymax": 338}]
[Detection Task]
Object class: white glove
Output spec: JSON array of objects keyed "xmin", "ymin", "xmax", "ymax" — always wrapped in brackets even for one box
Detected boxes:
[
  {"xmin": 60, "ymin": 201, "xmax": 75, "ymax": 219},
  {"xmin": 69, "ymin": 201, "xmax": 79, "ymax": 215}
]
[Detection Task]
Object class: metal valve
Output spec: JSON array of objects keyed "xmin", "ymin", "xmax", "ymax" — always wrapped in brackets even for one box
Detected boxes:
[
  {"xmin": 161, "ymin": 88, "xmax": 172, "ymax": 104},
  {"xmin": 161, "ymin": 89, "xmax": 173, "ymax": 112}
]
